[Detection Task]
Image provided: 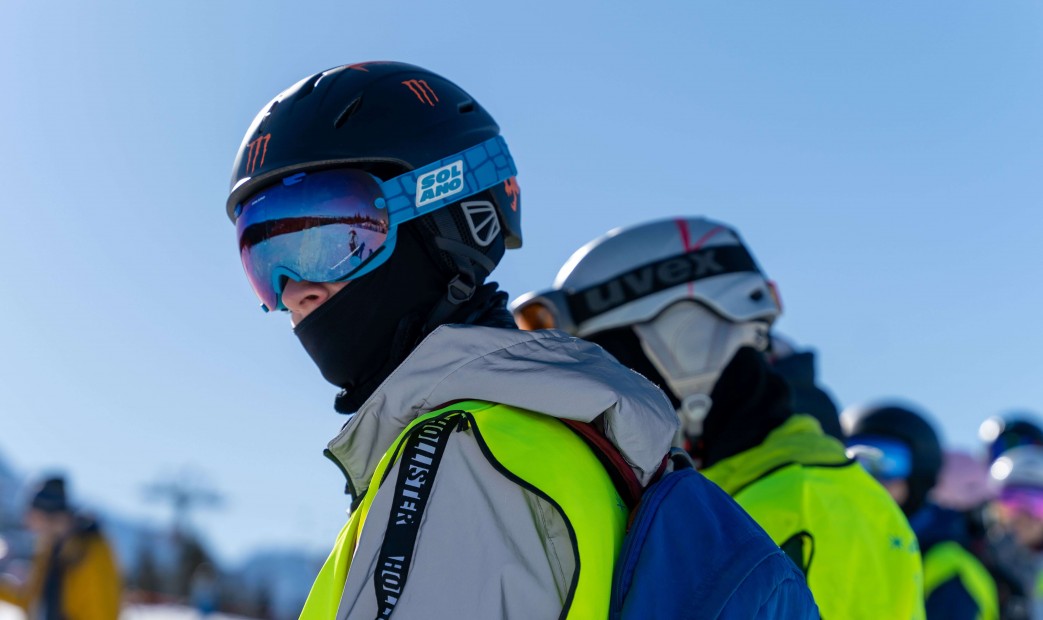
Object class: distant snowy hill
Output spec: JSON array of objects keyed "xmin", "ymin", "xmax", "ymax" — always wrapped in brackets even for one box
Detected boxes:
[
  {"xmin": 230, "ymin": 549, "xmax": 324, "ymax": 620},
  {"xmin": 0, "ymin": 450, "xmax": 24, "ymax": 527},
  {"xmin": 0, "ymin": 447, "xmax": 323, "ymax": 620}
]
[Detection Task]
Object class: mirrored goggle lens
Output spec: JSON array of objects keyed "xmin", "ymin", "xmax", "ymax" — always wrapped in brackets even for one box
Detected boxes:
[
  {"xmin": 998, "ymin": 487, "xmax": 1043, "ymax": 519},
  {"xmin": 846, "ymin": 436, "xmax": 913, "ymax": 480},
  {"xmin": 236, "ymin": 168, "xmax": 391, "ymax": 311},
  {"xmin": 513, "ymin": 299, "xmax": 559, "ymax": 330},
  {"xmin": 511, "ymin": 291, "xmax": 573, "ymax": 332}
]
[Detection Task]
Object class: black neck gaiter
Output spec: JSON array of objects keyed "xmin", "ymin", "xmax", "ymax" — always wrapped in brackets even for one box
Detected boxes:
[
  {"xmin": 696, "ymin": 346, "xmax": 794, "ymax": 468},
  {"xmin": 293, "ymin": 225, "xmax": 516, "ymax": 414},
  {"xmin": 293, "ymin": 226, "xmax": 448, "ymax": 410}
]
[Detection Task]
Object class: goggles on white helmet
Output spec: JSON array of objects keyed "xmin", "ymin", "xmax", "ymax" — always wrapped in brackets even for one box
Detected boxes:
[
  {"xmin": 235, "ymin": 136, "xmax": 516, "ymax": 311},
  {"xmin": 512, "ymin": 217, "xmax": 781, "ymax": 336}
]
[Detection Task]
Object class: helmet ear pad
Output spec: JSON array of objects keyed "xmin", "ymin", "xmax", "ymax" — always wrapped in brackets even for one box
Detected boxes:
[{"xmin": 414, "ymin": 190, "xmax": 506, "ymax": 288}]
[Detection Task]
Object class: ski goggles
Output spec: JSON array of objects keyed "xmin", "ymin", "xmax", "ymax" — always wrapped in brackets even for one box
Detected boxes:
[
  {"xmin": 511, "ymin": 245, "xmax": 764, "ymax": 334},
  {"xmin": 846, "ymin": 436, "xmax": 913, "ymax": 481},
  {"xmin": 234, "ymin": 136, "xmax": 517, "ymax": 311},
  {"xmin": 997, "ymin": 486, "xmax": 1043, "ymax": 520}
]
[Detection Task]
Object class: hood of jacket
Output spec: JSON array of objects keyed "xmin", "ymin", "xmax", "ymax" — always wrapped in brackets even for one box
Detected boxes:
[
  {"xmin": 326, "ymin": 325, "xmax": 679, "ymax": 498},
  {"xmin": 702, "ymin": 414, "xmax": 851, "ymax": 495}
]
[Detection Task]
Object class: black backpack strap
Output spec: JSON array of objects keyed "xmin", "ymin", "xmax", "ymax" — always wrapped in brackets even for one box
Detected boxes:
[{"xmin": 374, "ymin": 413, "xmax": 460, "ymax": 619}]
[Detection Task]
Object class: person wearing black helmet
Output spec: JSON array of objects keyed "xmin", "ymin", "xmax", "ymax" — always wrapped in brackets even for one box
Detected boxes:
[
  {"xmin": 845, "ymin": 404, "xmax": 999, "ymax": 620},
  {"xmin": 226, "ymin": 62, "xmax": 812, "ymax": 619}
]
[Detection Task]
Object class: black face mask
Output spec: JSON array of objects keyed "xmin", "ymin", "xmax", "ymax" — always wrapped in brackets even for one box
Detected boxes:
[{"xmin": 293, "ymin": 226, "xmax": 449, "ymax": 410}]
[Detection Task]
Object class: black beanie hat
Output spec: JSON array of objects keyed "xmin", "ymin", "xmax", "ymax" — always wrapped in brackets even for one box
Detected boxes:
[{"xmin": 30, "ymin": 476, "xmax": 68, "ymax": 514}]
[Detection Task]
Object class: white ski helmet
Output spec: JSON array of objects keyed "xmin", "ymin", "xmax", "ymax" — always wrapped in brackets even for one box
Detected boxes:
[
  {"xmin": 991, "ymin": 445, "xmax": 1043, "ymax": 490},
  {"xmin": 512, "ymin": 217, "xmax": 781, "ymax": 436},
  {"xmin": 513, "ymin": 217, "xmax": 780, "ymax": 337}
]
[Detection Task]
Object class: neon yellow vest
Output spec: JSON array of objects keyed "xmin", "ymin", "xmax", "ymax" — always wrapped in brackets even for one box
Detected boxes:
[
  {"xmin": 702, "ymin": 414, "xmax": 926, "ymax": 620},
  {"xmin": 923, "ymin": 541, "xmax": 998, "ymax": 620},
  {"xmin": 299, "ymin": 401, "xmax": 626, "ymax": 619}
]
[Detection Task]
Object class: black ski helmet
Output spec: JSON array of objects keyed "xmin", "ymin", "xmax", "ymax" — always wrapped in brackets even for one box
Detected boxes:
[
  {"xmin": 845, "ymin": 403, "xmax": 943, "ymax": 516},
  {"xmin": 226, "ymin": 61, "xmax": 522, "ymax": 296},
  {"xmin": 227, "ymin": 62, "xmax": 525, "ymax": 411},
  {"xmin": 980, "ymin": 413, "xmax": 1043, "ymax": 464}
]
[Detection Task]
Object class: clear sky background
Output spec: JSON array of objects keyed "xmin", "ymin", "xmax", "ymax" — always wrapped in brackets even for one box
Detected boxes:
[{"xmin": 2, "ymin": 1, "xmax": 1042, "ymax": 563}]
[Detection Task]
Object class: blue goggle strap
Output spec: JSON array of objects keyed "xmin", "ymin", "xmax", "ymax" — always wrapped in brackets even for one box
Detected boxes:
[{"xmin": 377, "ymin": 136, "xmax": 517, "ymax": 226}]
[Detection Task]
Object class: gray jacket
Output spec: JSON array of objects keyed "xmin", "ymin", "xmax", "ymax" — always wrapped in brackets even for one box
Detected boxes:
[{"xmin": 324, "ymin": 325, "xmax": 677, "ymax": 619}]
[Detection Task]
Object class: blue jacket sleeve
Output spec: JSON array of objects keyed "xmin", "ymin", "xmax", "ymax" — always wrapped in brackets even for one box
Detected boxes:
[
  {"xmin": 719, "ymin": 551, "xmax": 820, "ymax": 619},
  {"xmin": 926, "ymin": 576, "xmax": 979, "ymax": 620}
]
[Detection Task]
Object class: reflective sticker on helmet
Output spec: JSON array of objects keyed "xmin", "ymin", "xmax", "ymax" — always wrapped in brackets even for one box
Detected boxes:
[
  {"xmin": 416, "ymin": 160, "xmax": 465, "ymax": 207},
  {"xmin": 461, "ymin": 200, "xmax": 501, "ymax": 247}
]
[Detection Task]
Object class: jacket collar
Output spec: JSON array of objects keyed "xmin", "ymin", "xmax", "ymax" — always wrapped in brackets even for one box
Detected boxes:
[
  {"xmin": 701, "ymin": 414, "xmax": 851, "ymax": 495},
  {"xmin": 326, "ymin": 325, "xmax": 679, "ymax": 498}
]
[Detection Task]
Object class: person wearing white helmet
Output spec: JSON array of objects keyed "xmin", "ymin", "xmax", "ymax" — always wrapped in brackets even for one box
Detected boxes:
[
  {"xmin": 513, "ymin": 216, "xmax": 925, "ymax": 619},
  {"xmin": 987, "ymin": 446, "xmax": 1043, "ymax": 619}
]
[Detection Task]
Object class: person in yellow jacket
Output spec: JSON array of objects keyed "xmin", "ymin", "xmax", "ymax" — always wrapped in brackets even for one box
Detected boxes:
[
  {"xmin": 0, "ymin": 476, "xmax": 121, "ymax": 620},
  {"xmin": 513, "ymin": 216, "xmax": 926, "ymax": 618},
  {"xmin": 845, "ymin": 404, "xmax": 999, "ymax": 620}
]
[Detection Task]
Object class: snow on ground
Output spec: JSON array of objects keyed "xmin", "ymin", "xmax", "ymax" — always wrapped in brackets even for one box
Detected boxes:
[
  {"xmin": 121, "ymin": 605, "xmax": 256, "ymax": 620},
  {"xmin": 0, "ymin": 602, "xmax": 256, "ymax": 620},
  {"xmin": 0, "ymin": 603, "xmax": 22, "ymax": 620}
]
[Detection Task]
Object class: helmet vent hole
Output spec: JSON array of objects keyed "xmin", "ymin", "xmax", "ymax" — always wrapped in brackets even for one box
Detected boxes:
[
  {"xmin": 294, "ymin": 73, "xmax": 323, "ymax": 101},
  {"xmin": 257, "ymin": 100, "xmax": 279, "ymax": 134},
  {"xmin": 335, "ymin": 97, "xmax": 363, "ymax": 129},
  {"xmin": 458, "ymin": 101, "xmax": 475, "ymax": 114}
]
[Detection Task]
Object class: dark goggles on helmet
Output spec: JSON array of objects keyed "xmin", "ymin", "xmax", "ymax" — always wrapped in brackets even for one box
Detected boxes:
[
  {"xmin": 234, "ymin": 136, "xmax": 516, "ymax": 311},
  {"xmin": 846, "ymin": 436, "xmax": 913, "ymax": 481}
]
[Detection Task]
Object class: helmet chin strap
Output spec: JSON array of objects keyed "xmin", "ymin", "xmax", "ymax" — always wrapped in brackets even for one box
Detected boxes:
[{"xmin": 422, "ymin": 236, "xmax": 499, "ymax": 332}]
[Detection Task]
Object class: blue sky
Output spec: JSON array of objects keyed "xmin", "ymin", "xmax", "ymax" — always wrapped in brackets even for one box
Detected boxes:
[{"xmin": 2, "ymin": 1, "xmax": 1042, "ymax": 562}]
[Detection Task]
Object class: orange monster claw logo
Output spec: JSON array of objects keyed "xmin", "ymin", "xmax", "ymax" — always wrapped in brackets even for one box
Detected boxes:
[
  {"xmin": 503, "ymin": 177, "xmax": 520, "ymax": 212},
  {"xmin": 245, "ymin": 133, "xmax": 271, "ymax": 174},
  {"xmin": 402, "ymin": 79, "xmax": 439, "ymax": 106}
]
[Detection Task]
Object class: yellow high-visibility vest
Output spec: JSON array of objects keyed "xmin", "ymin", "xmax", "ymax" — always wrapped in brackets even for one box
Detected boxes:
[
  {"xmin": 703, "ymin": 414, "xmax": 927, "ymax": 620},
  {"xmin": 300, "ymin": 400, "xmax": 626, "ymax": 619}
]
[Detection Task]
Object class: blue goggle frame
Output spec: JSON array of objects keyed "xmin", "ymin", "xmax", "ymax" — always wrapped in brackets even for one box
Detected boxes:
[
  {"xmin": 235, "ymin": 136, "xmax": 516, "ymax": 311},
  {"xmin": 846, "ymin": 435, "xmax": 913, "ymax": 481}
]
